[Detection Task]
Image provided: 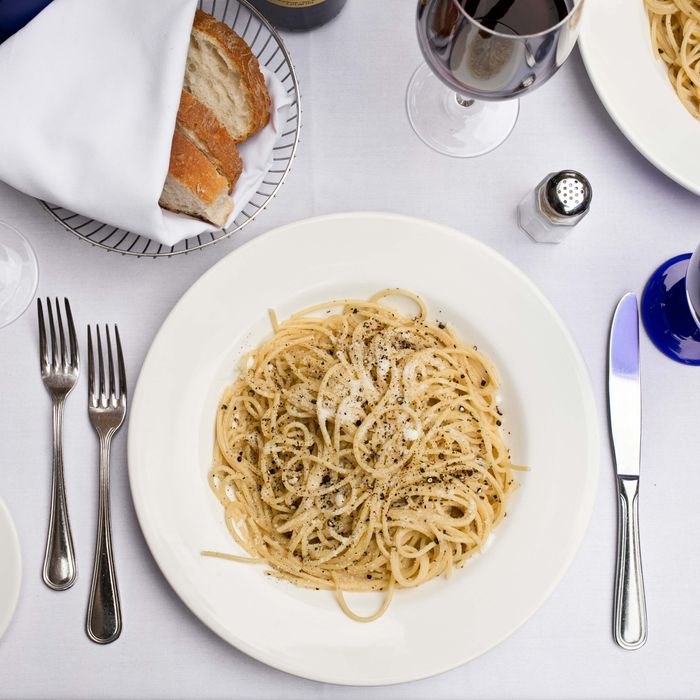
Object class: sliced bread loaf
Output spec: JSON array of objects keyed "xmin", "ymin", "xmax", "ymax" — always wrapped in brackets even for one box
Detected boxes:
[
  {"xmin": 184, "ymin": 9, "xmax": 271, "ymax": 144},
  {"xmin": 176, "ymin": 89, "xmax": 242, "ymax": 194},
  {"xmin": 159, "ymin": 129, "xmax": 232, "ymax": 227}
]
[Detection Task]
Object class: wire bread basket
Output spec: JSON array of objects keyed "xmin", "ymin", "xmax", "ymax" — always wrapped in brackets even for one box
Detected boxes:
[{"xmin": 41, "ymin": 0, "xmax": 300, "ymax": 258}]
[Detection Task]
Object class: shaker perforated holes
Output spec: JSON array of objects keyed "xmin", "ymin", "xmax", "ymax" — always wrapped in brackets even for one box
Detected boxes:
[
  {"xmin": 545, "ymin": 171, "xmax": 592, "ymax": 218},
  {"xmin": 556, "ymin": 178, "xmax": 585, "ymax": 213},
  {"xmin": 518, "ymin": 170, "xmax": 592, "ymax": 244}
]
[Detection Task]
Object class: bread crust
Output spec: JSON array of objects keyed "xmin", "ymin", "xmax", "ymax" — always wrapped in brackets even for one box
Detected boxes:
[
  {"xmin": 177, "ymin": 90, "xmax": 243, "ymax": 194},
  {"xmin": 162, "ymin": 129, "xmax": 228, "ymax": 206},
  {"xmin": 159, "ymin": 11, "xmax": 269, "ymax": 225},
  {"xmin": 191, "ymin": 9, "xmax": 271, "ymax": 142}
]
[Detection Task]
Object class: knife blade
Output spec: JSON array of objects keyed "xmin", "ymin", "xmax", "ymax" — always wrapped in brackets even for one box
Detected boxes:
[
  {"xmin": 608, "ymin": 292, "xmax": 647, "ymax": 650},
  {"xmin": 609, "ymin": 293, "xmax": 641, "ymax": 476}
]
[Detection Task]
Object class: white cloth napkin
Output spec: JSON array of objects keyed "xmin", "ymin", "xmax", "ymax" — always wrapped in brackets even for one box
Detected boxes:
[{"xmin": 0, "ymin": 0, "xmax": 291, "ymax": 246}]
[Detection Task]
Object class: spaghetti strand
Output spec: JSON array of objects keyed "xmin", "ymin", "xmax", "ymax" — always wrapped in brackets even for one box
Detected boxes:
[
  {"xmin": 646, "ymin": 0, "xmax": 700, "ymax": 119},
  {"xmin": 207, "ymin": 290, "xmax": 519, "ymax": 620}
]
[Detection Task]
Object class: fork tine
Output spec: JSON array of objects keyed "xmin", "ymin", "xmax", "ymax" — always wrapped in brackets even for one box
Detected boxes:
[
  {"xmin": 46, "ymin": 298, "xmax": 58, "ymax": 368},
  {"xmin": 37, "ymin": 299, "xmax": 48, "ymax": 371},
  {"xmin": 97, "ymin": 325, "xmax": 105, "ymax": 403},
  {"xmin": 55, "ymin": 297, "xmax": 68, "ymax": 368},
  {"xmin": 106, "ymin": 326, "xmax": 116, "ymax": 401},
  {"xmin": 115, "ymin": 325, "xmax": 126, "ymax": 399},
  {"xmin": 65, "ymin": 299, "xmax": 79, "ymax": 370},
  {"xmin": 87, "ymin": 325, "xmax": 95, "ymax": 404}
]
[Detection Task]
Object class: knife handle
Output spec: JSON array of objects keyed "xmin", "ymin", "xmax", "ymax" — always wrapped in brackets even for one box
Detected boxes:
[{"xmin": 613, "ymin": 476, "xmax": 647, "ymax": 650}]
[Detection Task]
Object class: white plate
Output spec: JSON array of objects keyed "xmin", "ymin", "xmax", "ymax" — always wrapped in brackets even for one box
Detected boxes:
[
  {"xmin": 0, "ymin": 498, "xmax": 21, "ymax": 641},
  {"xmin": 128, "ymin": 212, "xmax": 599, "ymax": 685},
  {"xmin": 579, "ymin": 0, "xmax": 700, "ymax": 196}
]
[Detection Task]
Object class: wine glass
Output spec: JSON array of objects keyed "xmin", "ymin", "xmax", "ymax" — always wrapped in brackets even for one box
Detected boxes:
[
  {"xmin": 641, "ymin": 248, "xmax": 700, "ymax": 365},
  {"xmin": 0, "ymin": 221, "xmax": 39, "ymax": 328},
  {"xmin": 407, "ymin": 0, "xmax": 584, "ymax": 158}
]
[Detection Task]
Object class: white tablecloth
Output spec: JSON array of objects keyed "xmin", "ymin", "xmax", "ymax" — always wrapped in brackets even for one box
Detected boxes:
[{"xmin": 1, "ymin": 2, "xmax": 699, "ymax": 698}]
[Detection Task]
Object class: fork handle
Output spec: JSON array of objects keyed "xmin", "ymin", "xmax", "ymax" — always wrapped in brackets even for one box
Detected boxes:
[
  {"xmin": 43, "ymin": 400, "xmax": 77, "ymax": 590},
  {"xmin": 86, "ymin": 435, "xmax": 122, "ymax": 644},
  {"xmin": 613, "ymin": 476, "xmax": 647, "ymax": 650}
]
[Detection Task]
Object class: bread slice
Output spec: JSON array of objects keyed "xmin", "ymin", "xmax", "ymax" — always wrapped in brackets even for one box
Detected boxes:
[
  {"xmin": 159, "ymin": 129, "xmax": 233, "ymax": 227},
  {"xmin": 176, "ymin": 89, "xmax": 242, "ymax": 194},
  {"xmin": 184, "ymin": 10, "xmax": 271, "ymax": 144}
]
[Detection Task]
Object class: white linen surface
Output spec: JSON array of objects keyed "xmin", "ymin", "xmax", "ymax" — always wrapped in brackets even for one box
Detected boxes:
[
  {"xmin": 0, "ymin": 0, "xmax": 290, "ymax": 246},
  {"xmin": 3, "ymin": 2, "xmax": 700, "ymax": 699}
]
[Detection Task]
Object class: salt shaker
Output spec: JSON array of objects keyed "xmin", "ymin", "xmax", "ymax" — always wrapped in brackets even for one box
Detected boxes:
[{"xmin": 518, "ymin": 170, "xmax": 592, "ymax": 243}]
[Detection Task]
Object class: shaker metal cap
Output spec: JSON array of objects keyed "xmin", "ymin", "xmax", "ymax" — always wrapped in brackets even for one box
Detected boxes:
[{"xmin": 544, "ymin": 170, "xmax": 592, "ymax": 217}]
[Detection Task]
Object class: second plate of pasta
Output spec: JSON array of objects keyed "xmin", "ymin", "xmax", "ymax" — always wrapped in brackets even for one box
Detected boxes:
[
  {"xmin": 128, "ymin": 212, "xmax": 599, "ymax": 685},
  {"xmin": 579, "ymin": 0, "xmax": 700, "ymax": 196}
]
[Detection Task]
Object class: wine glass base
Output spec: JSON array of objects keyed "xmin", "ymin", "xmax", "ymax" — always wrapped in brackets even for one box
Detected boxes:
[
  {"xmin": 0, "ymin": 220, "xmax": 39, "ymax": 329},
  {"xmin": 406, "ymin": 63, "xmax": 519, "ymax": 158},
  {"xmin": 641, "ymin": 253, "xmax": 700, "ymax": 365}
]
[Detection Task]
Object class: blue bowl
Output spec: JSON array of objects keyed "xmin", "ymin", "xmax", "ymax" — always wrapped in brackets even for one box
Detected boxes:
[{"xmin": 641, "ymin": 253, "xmax": 700, "ymax": 365}]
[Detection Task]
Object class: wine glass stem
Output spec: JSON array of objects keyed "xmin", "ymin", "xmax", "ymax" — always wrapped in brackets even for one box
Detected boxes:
[{"xmin": 446, "ymin": 91, "xmax": 482, "ymax": 119}]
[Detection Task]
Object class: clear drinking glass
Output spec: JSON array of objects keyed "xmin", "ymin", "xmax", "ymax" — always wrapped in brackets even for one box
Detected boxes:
[
  {"xmin": 641, "ymin": 247, "xmax": 700, "ymax": 365},
  {"xmin": 0, "ymin": 221, "xmax": 39, "ymax": 328},
  {"xmin": 407, "ymin": 0, "xmax": 584, "ymax": 157}
]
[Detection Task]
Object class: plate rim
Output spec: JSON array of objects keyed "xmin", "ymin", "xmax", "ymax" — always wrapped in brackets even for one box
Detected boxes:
[
  {"xmin": 578, "ymin": 4, "xmax": 700, "ymax": 197},
  {"xmin": 0, "ymin": 497, "xmax": 22, "ymax": 642},
  {"xmin": 128, "ymin": 211, "xmax": 600, "ymax": 685}
]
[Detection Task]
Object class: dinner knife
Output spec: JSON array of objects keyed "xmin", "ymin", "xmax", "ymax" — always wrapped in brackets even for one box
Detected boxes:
[{"xmin": 609, "ymin": 293, "xmax": 647, "ymax": 650}]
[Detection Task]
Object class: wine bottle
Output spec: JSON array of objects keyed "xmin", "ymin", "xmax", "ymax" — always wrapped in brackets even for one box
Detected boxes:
[{"xmin": 248, "ymin": 0, "xmax": 347, "ymax": 31}]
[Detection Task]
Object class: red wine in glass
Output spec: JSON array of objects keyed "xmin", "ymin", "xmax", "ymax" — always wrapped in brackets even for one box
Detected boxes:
[
  {"xmin": 463, "ymin": 0, "xmax": 571, "ymax": 34},
  {"xmin": 407, "ymin": 0, "xmax": 583, "ymax": 157}
]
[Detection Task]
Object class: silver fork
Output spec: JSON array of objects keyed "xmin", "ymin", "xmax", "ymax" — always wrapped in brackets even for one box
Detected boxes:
[
  {"xmin": 86, "ymin": 324, "xmax": 126, "ymax": 644},
  {"xmin": 37, "ymin": 298, "xmax": 79, "ymax": 591}
]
